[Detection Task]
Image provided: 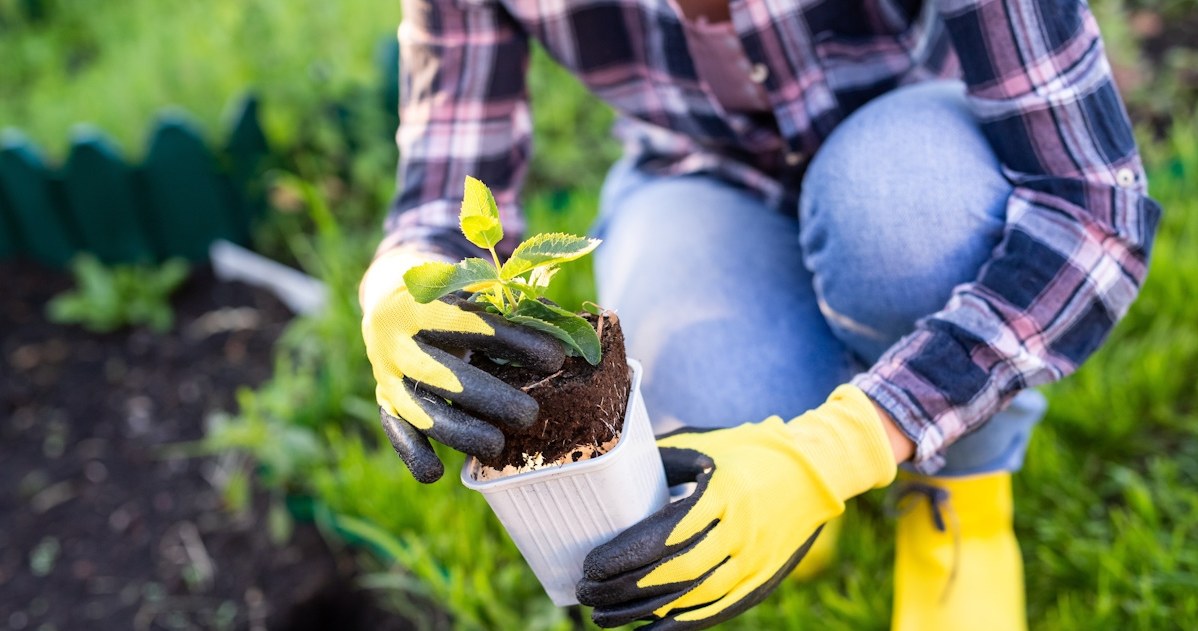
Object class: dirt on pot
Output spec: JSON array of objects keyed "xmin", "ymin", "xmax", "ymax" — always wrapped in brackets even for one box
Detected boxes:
[{"xmin": 470, "ymin": 311, "xmax": 630, "ymax": 472}]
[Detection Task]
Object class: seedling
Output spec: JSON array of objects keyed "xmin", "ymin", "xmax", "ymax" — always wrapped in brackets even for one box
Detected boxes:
[
  {"xmin": 46, "ymin": 254, "xmax": 190, "ymax": 333},
  {"xmin": 403, "ymin": 176, "xmax": 603, "ymax": 364}
]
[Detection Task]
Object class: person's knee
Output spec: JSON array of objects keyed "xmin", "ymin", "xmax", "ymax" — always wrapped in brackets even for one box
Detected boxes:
[{"xmin": 798, "ymin": 81, "xmax": 1012, "ymax": 361}]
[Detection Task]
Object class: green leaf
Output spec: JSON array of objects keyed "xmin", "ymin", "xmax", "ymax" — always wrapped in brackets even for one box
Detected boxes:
[
  {"xmin": 268, "ymin": 499, "xmax": 294, "ymax": 545},
  {"xmin": 471, "ymin": 292, "xmax": 507, "ymax": 313},
  {"xmin": 504, "ymin": 314, "xmax": 575, "ymax": 355},
  {"xmin": 508, "ymin": 299, "xmax": 601, "ymax": 365},
  {"xmin": 152, "ymin": 258, "xmax": 190, "ymax": 294},
  {"xmin": 500, "ymin": 232, "xmax": 600, "ymax": 279},
  {"xmin": 506, "ymin": 280, "xmax": 544, "ymax": 301},
  {"xmin": 527, "ymin": 265, "xmax": 559, "ymax": 289},
  {"xmin": 460, "ymin": 176, "xmax": 503, "ymax": 249},
  {"xmin": 403, "ymin": 258, "xmax": 499, "ymax": 303}
]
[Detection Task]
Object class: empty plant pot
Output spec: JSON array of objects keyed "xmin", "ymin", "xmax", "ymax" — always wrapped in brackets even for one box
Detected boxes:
[{"xmin": 461, "ymin": 358, "xmax": 669, "ymax": 606}]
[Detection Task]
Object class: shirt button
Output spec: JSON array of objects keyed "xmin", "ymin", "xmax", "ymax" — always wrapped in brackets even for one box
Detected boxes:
[
  {"xmin": 749, "ymin": 63, "xmax": 769, "ymax": 84},
  {"xmin": 785, "ymin": 151, "xmax": 804, "ymax": 166},
  {"xmin": 1116, "ymin": 168, "xmax": 1137, "ymax": 188}
]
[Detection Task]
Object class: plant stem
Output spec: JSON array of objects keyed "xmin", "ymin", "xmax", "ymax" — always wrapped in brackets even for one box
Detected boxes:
[
  {"xmin": 502, "ymin": 286, "xmax": 519, "ymax": 312},
  {"xmin": 487, "ymin": 246, "xmax": 518, "ymax": 313},
  {"xmin": 487, "ymin": 246, "xmax": 503, "ymax": 274}
]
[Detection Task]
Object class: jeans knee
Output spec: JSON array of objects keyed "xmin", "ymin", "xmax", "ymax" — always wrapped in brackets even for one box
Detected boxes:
[{"xmin": 798, "ymin": 81, "xmax": 1012, "ymax": 362}]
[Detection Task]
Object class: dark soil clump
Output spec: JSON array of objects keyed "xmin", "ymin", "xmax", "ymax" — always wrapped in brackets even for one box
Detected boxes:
[
  {"xmin": 0, "ymin": 261, "xmax": 418, "ymax": 631},
  {"xmin": 473, "ymin": 312, "xmax": 630, "ymax": 470}
]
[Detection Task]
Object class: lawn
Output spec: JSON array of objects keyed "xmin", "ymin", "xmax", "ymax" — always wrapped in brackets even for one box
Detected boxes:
[
  {"xmin": 222, "ymin": 107, "xmax": 1198, "ymax": 631},
  {"xmin": 3, "ymin": 0, "xmax": 1197, "ymax": 629}
]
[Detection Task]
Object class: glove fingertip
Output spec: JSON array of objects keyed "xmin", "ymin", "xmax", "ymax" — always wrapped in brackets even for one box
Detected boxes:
[
  {"xmin": 581, "ymin": 550, "xmax": 612, "ymax": 582},
  {"xmin": 581, "ymin": 539, "xmax": 649, "ymax": 582},
  {"xmin": 380, "ymin": 408, "xmax": 446, "ymax": 484},
  {"xmin": 493, "ymin": 388, "xmax": 540, "ymax": 429},
  {"xmin": 408, "ymin": 456, "xmax": 445, "ymax": 484},
  {"xmin": 582, "ymin": 542, "xmax": 630, "ymax": 582}
]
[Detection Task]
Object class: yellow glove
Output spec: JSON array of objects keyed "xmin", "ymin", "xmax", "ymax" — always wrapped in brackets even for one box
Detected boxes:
[
  {"xmin": 576, "ymin": 385, "xmax": 897, "ymax": 630},
  {"xmin": 361, "ymin": 249, "xmax": 565, "ymax": 483}
]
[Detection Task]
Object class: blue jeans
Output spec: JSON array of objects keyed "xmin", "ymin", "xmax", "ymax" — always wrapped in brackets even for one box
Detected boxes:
[{"xmin": 593, "ymin": 81, "xmax": 1045, "ymax": 477}]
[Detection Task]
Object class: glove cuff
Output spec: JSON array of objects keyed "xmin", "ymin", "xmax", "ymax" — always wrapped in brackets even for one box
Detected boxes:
[{"xmin": 788, "ymin": 385, "xmax": 898, "ymax": 500}]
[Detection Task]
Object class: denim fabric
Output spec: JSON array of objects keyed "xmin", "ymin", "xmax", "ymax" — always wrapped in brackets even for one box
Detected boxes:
[{"xmin": 594, "ymin": 81, "xmax": 1045, "ymax": 476}]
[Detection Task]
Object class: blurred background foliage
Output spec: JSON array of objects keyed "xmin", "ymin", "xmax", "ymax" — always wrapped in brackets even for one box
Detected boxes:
[{"xmin": 3, "ymin": 0, "xmax": 1197, "ymax": 628}]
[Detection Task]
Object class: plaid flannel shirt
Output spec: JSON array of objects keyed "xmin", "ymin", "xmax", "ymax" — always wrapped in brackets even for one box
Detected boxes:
[{"xmin": 387, "ymin": 0, "xmax": 1161, "ymax": 472}]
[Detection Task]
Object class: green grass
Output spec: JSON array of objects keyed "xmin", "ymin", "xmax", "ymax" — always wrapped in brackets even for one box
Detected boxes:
[
  {"xmin": 209, "ymin": 111, "xmax": 1198, "ymax": 629},
  {"xmin": 7, "ymin": 1, "xmax": 1198, "ymax": 628},
  {"xmin": 0, "ymin": 0, "xmax": 400, "ymax": 157},
  {"xmin": 218, "ymin": 120, "xmax": 1198, "ymax": 630}
]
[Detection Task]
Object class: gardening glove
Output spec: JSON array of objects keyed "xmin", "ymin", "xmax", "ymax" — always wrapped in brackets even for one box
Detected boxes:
[
  {"xmin": 576, "ymin": 385, "xmax": 897, "ymax": 630},
  {"xmin": 361, "ymin": 249, "xmax": 565, "ymax": 483}
]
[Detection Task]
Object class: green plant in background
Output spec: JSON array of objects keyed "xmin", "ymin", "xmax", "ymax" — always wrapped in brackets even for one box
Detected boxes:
[
  {"xmin": 46, "ymin": 254, "xmax": 189, "ymax": 332},
  {"xmin": 526, "ymin": 45, "xmax": 621, "ymax": 194},
  {"xmin": 404, "ymin": 176, "xmax": 602, "ymax": 363},
  {"xmin": 0, "ymin": 0, "xmax": 402, "ymax": 157}
]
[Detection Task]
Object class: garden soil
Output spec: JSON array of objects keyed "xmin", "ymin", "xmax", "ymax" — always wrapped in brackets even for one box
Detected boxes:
[
  {"xmin": 472, "ymin": 311, "xmax": 630, "ymax": 470},
  {"xmin": 0, "ymin": 262, "xmax": 418, "ymax": 631}
]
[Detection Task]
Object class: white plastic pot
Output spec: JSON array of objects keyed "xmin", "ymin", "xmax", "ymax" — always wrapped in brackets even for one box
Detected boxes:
[{"xmin": 461, "ymin": 358, "xmax": 669, "ymax": 606}]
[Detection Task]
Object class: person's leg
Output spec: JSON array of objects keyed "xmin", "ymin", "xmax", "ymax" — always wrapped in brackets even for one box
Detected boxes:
[
  {"xmin": 594, "ymin": 159, "xmax": 856, "ymax": 436},
  {"xmin": 799, "ymin": 80, "xmax": 1039, "ymax": 631},
  {"xmin": 593, "ymin": 159, "xmax": 856, "ymax": 580},
  {"xmin": 799, "ymin": 79, "xmax": 1045, "ymax": 477}
]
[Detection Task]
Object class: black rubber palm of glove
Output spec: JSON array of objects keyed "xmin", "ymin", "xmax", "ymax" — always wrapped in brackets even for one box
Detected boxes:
[
  {"xmin": 576, "ymin": 429, "xmax": 824, "ymax": 630},
  {"xmin": 576, "ymin": 386, "xmax": 899, "ymax": 629},
  {"xmin": 368, "ymin": 292, "xmax": 565, "ymax": 483}
]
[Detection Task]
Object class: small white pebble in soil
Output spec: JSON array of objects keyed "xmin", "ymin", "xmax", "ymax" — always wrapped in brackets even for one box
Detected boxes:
[
  {"xmin": 177, "ymin": 380, "xmax": 201, "ymax": 404},
  {"xmin": 84, "ymin": 461, "xmax": 108, "ymax": 484},
  {"xmin": 109, "ymin": 507, "xmax": 132, "ymax": 533},
  {"xmin": 124, "ymin": 396, "xmax": 154, "ymax": 436}
]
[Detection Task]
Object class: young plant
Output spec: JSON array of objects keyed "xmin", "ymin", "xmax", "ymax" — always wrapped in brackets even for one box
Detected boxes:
[
  {"xmin": 403, "ymin": 177, "xmax": 603, "ymax": 364},
  {"xmin": 46, "ymin": 254, "xmax": 190, "ymax": 333}
]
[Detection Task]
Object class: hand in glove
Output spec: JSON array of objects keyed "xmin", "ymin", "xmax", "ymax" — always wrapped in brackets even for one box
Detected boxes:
[
  {"xmin": 361, "ymin": 249, "xmax": 565, "ymax": 483},
  {"xmin": 577, "ymin": 385, "xmax": 898, "ymax": 630}
]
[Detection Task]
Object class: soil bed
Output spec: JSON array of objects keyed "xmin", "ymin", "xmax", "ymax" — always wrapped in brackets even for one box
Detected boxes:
[
  {"xmin": 471, "ymin": 312, "xmax": 630, "ymax": 471},
  {"xmin": 0, "ymin": 261, "xmax": 415, "ymax": 631}
]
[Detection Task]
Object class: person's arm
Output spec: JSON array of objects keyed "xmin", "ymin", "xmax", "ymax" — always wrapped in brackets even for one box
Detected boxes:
[
  {"xmin": 377, "ymin": 0, "xmax": 532, "ymax": 264},
  {"xmin": 358, "ymin": 0, "xmax": 541, "ymax": 483},
  {"xmin": 575, "ymin": 4, "xmax": 1159, "ymax": 625},
  {"xmin": 853, "ymin": 0, "xmax": 1162, "ymax": 472}
]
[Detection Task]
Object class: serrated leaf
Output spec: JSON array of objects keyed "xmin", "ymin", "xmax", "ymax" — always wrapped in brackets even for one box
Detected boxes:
[
  {"xmin": 508, "ymin": 299, "xmax": 601, "ymax": 364},
  {"xmin": 506, "ymin": 281, "xmax": 542, "ymax": 300},
  {"xmin": 500, "ymin": 232, "xmax": 600, "ymax": 279},
  {"xmin": 504, "ymin": 315, "xmax": 575, "ymax": 355},
  {"xmin": 528, "ymin": 265, "xmax": 559, "ymax": 289},
  {"xmin": 460, "ymin": 176, "xmax": 503, "ymax": 249},
  {"xmin": 402, "ymin": 258, "xmax": 499, "ymax": 303}
]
